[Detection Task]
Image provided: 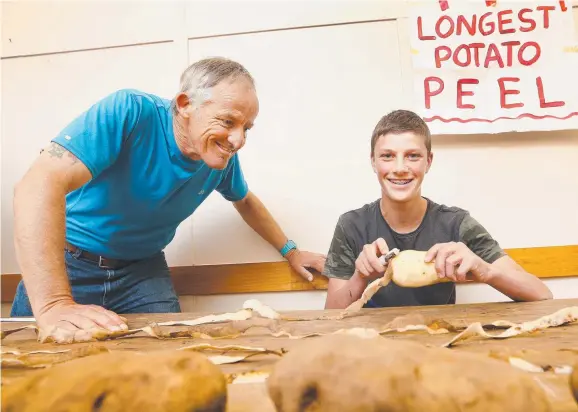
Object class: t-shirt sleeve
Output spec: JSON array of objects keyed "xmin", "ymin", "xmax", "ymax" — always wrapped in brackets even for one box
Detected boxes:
[
  {"xmin": 216, "ymin": 153, "xmax": 249, "ymax": 201},
  {"xmin": 323, "ymin": 216, "xmax": 358, "ymax": 280},
  {"xmin": 459, "ymin": 214, "xmax": 506, "ymax": 264},
  {"xmin": 51, "ymin": 89, "xmax": 140, "ymax": 179}
]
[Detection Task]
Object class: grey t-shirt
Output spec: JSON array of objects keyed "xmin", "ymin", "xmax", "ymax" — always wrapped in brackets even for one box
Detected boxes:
[{"xmin": 323, "ymin": 198, "xmax": 506, "ymax": 307}]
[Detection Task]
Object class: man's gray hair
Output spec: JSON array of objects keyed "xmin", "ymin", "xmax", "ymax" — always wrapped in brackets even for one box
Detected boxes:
[{"xmin": 172, "ymin": 57, "xmax": 255, "ymax": 113}]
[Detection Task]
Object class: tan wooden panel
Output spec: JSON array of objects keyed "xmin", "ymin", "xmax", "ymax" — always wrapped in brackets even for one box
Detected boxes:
[
  {"xmin": 2, "ymin": 245, "xmax": 577, "ymax": 302},
  {"xmin": 506, "ymin": 245, "xmax": 578, "ymax": 279},
  {"xmin": 171, "ymin": 245, "xmax": 578, "ymax": 295}
]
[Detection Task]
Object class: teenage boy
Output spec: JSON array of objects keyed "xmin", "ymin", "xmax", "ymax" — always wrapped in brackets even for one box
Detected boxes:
[{"xmin": 324, "ymin": 110, "xmax": 553, "ymax": 309}]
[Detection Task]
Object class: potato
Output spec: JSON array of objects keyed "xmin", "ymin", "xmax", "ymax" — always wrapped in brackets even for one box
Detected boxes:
[
  {"xmin": 1, "ymin": 350, "xmax": 227, "ymax": 412},
  {"xmin": 391, "ymin": 250, "xmax": 450, "ymax": 287},
  {"xmin": 267, "ymin": 335, "xmax": 552, "ymax": 412}
]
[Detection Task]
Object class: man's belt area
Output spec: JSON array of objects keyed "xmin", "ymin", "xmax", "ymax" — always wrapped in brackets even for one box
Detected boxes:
[{"xmin": 65, "ymin": 242, "xmax": 137, "ymax": 270}]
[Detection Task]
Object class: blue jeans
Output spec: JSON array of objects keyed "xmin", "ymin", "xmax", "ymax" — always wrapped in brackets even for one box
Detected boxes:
[{"xmin": 11, "ymin": 248, "xmax": 181, "ymax": 316}]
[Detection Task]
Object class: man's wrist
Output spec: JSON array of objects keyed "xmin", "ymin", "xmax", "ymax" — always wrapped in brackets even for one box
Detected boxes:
[
  {"xmin": 280, "ymin": 239, "xmax": 297, "ymax": 258},
  {"xmin": 36, "ymin": 295, "xmax": 75, "ymax": 317}
]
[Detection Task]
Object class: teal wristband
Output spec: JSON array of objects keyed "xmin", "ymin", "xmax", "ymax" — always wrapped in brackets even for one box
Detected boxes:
[{"xmin": 280, "ymin": 240, "xmax": 297, "ymax": 257}]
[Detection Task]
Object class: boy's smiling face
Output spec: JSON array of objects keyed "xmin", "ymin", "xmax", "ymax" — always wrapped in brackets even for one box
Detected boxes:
[{"xmin": 371, "ymin": 131, "xmax": 433, "ymax": 204}]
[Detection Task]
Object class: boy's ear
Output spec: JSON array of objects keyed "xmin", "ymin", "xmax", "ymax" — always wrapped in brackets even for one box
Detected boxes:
[
  {"xmin": 371, "ymin": 156, "xmax": 377, "ymax": 173},
  {"xmin": 426, "ymin": 152, "xmax": 434, "ymax": 173}
]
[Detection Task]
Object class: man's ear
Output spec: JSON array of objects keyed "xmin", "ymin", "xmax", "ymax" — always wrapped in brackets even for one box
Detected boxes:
[
  {"xmin": 371, "ymin": 155, "xmax": 377, "ymax": 173},
  {"xmin": 175, "ymin": 93, "xmax": 192, "ymax": 118}
]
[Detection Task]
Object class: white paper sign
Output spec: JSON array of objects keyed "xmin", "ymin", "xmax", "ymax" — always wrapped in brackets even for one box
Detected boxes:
[{"xmin": 409, "ymin": 0, "xmax": 578, "ymax": 134}]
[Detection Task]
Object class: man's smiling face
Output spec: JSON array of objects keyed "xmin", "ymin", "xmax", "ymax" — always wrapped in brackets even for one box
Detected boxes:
[{"xmin": 181, "ymin": 77, "xmax": 259, "ymax": 170}]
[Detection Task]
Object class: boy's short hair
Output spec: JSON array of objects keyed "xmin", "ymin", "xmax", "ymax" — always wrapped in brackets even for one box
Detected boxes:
[{"xmin": 370, "ymin": 110, "xmax": 432, "ymax": 157}]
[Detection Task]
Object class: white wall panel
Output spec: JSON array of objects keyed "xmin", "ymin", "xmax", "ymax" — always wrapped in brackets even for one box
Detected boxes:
[
  {"xmin": 187, "ymin": 21, "xmax": 404, "ymax": 264},
  {"xmin": 1, "ymin": 42, "xmax": 187, "ymax": 273},
  {"xmin": 185, "ymin": 0, "xmax": 406, "ymax": 38},
  {"xmin": 1, "ymin": 0, "xmax": 185, "ymax": 57}
]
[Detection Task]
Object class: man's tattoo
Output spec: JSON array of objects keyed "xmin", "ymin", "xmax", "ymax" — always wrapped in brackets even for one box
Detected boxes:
[
  {"xmin": 67, "ymin": 151, "xmax": 79, "ymax": 164},
  {"xmin": 46, "ymin": 142, "xmax": 79, "ymax": 164},
  {"xmin": 47, "ymin": 142, "xmax": 65, "ymax": 158}
]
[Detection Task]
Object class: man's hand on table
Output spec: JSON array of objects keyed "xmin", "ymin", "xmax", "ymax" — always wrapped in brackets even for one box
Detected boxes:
[
  {"xmin": 286, "ymin": 249, "xmax": 327, "ymax": 282},
  {"xmin": 37, "ymin": 300, "xmax": 128, "ymax": 343}
]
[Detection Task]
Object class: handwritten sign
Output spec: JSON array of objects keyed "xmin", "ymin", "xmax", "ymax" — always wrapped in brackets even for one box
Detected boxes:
[{"xmin": 409, "ymin": 0, "xmax": 578, "ymax": 134}]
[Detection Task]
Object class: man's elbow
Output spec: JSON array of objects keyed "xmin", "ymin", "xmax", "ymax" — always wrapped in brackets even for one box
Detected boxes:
[
  {"xmin": 532, "ymin": 275, "xmax": 553, "ymax": 301},
  {"xmin": 521, "ymin": 282, "xmax": 553, "ymax": 302},
  {"xmin": 540, "ymin": 286, "xmax": 554, "ymax": 301}
]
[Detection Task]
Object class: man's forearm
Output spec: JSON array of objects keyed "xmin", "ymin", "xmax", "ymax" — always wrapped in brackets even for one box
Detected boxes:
[
  {"xmin": 485, "ymin": 266, "xmax": 553, "ymax": 302},
  {"xmin": 13, "ymin": 177, "xmax": 74, "ymax": 316},
  {"xmin": 325, "ymin": 273, "xmax": 367, "ymax": 309},
  {"xmin": 233, "ymin": 191, "xmax": 288, "ymax": 251}
]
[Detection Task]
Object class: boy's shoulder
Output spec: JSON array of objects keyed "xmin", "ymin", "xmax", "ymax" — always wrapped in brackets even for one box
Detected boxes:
[
  {"xmin": 427, "ymin": 198, "xmax": 469, "ymax": 215},
  {"xmin": 337, "ymin": 198, "xmax": 381, "ymax": 228},
  {"xmin": 425, "ymin": 198, "xmax": 472, "ymax": 226}
]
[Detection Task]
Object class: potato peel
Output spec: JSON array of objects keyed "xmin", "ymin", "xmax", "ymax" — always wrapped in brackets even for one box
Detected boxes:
[
  {"xmin": 179, "ymin": 342, "xmax": 286, "ymax": 365},
  {"xmin": 0, "ymin": 345, "xmax": 110, "ymax": 369},
  {"xmin": 342, "ymin": 266, "xmax": 394, "ymax": 314},
  {"xmin": 1, "ymin": 325, "xmax": 37, "ymax": 339},
  {"xmin": 443, "ymin": 306, "xmax": 578, "ymax": 347},
  {"xmin": 226, "ymin": 370, "xmax": 270, "ymax": 384},
  {"xmin": 179, "ymin": 343, "xmax": 286, "ymax": 357},
  {"xmin": 156, "ymin": 309, "xmax": 254, "ymax": 327},
  {"xmin": 507, "ymin": 357, "xmax": 573, "ymax": 375},
  {"xmin": 207, "ymin": 353, "xmax": 279, "ymax": 365}
]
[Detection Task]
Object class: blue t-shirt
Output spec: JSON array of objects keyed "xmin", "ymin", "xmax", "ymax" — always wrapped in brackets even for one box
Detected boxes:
[{"xmin": 52, "ymin": 89, "xmax": 249, "ymax": 260}]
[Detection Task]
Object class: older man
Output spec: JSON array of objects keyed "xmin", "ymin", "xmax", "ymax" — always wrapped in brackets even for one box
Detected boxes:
[{"xmin": 11, "ymin": 57, "xmax": 325, "ymax": 337}]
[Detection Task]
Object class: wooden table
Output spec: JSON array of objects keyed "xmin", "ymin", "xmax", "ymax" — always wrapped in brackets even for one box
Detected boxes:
[{"xmin": 2, "ymin": 298, "xmax": 578, "ymax": 411}]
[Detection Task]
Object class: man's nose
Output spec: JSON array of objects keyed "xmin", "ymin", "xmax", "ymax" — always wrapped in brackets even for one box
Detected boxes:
[{"xmin": 227, "ymin": 129, "xmax": 245, "ymax": 149}]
